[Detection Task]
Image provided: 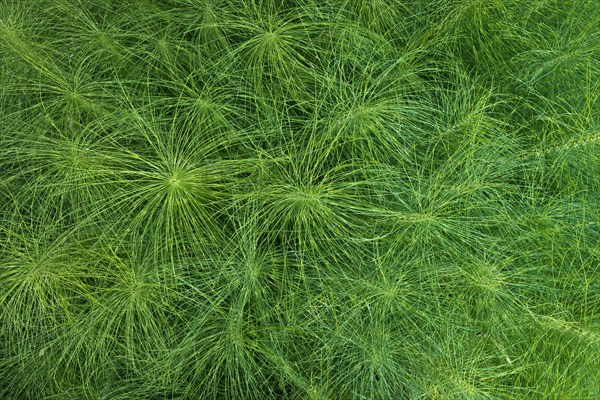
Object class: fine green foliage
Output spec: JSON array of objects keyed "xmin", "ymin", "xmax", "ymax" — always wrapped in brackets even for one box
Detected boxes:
[{"xmin": 1, "ymin": 0, "xmax": 599, "ymax": 399}]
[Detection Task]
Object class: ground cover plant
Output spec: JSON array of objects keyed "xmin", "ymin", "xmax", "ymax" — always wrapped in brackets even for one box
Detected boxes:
[{"xmin": 1, "ymin": 0, "xmax": 599, "ymax": 398}]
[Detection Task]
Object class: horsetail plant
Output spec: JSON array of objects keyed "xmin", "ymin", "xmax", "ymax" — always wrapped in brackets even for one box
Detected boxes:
[{"xmin": 1, "ymin": 0, "xmax": 599, "ymax": 399}]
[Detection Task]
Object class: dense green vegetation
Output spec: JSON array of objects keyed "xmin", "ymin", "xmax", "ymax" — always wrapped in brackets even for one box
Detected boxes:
[{"xmin": 1, "ymin": 0, "xmax": 599, "ymax": 398}]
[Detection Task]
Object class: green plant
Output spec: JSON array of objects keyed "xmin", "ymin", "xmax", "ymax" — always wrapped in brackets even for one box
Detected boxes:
[{"xmin": 1, "ymin": 0, "xmax": 598, "ymax": 399}]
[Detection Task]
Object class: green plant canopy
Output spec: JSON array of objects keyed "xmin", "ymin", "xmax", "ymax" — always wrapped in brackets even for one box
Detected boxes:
[{"xmin": 1, "ymin": 1, "xmax": 598, "ymax": 399}]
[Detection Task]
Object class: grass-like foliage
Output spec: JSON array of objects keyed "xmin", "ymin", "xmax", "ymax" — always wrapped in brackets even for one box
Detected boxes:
[{"xmin": 1, "ymin": 0, "xmax": 599, "ymax": 398}]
